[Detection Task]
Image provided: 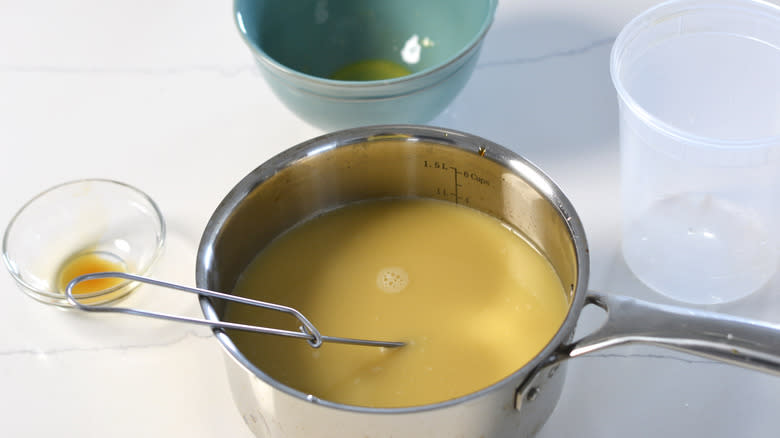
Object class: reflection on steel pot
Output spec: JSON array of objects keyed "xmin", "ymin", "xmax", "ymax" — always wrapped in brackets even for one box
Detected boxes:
[{"xmin": 196, "ymin": 125, "xmax": 780, "ymax": 438}]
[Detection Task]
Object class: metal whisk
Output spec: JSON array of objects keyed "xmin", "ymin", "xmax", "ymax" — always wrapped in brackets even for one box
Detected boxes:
[{"xmin": 65, "ymin": 272, "xmax": 405, "ymax": 349}]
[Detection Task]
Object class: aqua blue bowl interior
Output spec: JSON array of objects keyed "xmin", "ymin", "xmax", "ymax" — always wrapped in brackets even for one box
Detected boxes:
[
  {"xmin": 234, "ymin": 0, "xmax": 497, "ymax": 130},
  {"xmin": 235, "ymin": 0, "xmax": 495, "ymax": 79}
]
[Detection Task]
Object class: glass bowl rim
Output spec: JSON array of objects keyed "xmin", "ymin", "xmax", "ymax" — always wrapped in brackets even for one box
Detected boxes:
[{"xmin": 2, "ymin": 178, "xmax": 167, "ymax": 302}]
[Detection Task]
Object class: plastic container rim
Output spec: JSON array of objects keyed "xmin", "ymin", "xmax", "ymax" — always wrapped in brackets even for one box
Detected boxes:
[{"xmin": 610, "ymin": 0, "xmax": 780, "ymax": 150}]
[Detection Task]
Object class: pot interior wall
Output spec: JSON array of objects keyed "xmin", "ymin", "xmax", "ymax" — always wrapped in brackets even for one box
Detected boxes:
[{"xmin": 199, "ymin": 136, "xmax": 578, "ymax": 318}]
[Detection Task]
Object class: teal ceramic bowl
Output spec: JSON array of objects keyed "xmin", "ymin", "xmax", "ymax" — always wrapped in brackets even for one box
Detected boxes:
[{"xmin": 234, "ymin": 0, "xmax": 498, "ymax": 130}]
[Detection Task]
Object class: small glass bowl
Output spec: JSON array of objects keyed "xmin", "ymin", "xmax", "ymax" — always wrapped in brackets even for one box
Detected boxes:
[{"xmin": 2, "ymin": 179, "xmax": 166, "ymax": 307}]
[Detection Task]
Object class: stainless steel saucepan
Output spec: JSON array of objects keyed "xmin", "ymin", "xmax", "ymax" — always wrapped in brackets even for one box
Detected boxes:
[{"xmin": 195, "ymin": 125, "xmax": 779, "ymax": 438}]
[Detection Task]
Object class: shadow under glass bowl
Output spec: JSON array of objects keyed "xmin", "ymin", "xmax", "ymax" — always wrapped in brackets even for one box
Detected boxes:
[
  {"xmin": 2, "ymin": 179, "xmax": 166, "ymax": 307},
  {"xmin": 234, "ymin": 0, "xmax": 498, "ymax": 131}
]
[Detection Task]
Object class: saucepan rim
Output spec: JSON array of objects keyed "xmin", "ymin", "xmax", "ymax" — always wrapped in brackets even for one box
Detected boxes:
[{"xmin": 195, "ymin": 124, "xmax": 591, "ymax": 414}]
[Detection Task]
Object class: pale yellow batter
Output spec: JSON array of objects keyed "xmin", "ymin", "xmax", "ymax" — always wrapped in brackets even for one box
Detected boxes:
[{"xmin": 226, "ymin": 198, "xmax": 568, "ymax": 408}]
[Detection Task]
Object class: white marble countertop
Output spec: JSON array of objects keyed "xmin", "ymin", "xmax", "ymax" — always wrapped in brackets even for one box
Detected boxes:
[{"xmin": 2, "ymin": 0, "xmax": 779, "ymax": 437}]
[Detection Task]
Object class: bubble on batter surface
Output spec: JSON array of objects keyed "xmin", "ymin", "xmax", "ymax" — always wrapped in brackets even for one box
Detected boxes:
[{"xmin": 376, "ymin": 267, "xmax": 409, "ymax": 293}]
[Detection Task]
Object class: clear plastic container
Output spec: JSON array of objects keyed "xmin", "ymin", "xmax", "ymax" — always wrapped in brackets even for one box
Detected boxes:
[{"xmin": 611, "ymin": 0, "xmax": 780, "ymax": 304}]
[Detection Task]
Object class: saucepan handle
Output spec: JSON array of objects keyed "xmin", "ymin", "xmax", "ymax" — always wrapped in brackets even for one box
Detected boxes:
[
  {"xmin": 558, "ymin": 291, "xmax": 780, "ymax": 376},
  {"xmin": 515, "ymin": 292, "xmax": 780, "ymax": 410}
]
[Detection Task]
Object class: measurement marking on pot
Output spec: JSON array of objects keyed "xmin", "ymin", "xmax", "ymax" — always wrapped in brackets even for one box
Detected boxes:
[
  {"xmin": 453, "ymin": 166, "xmax": 463, "ymax": 204},
  {"xmin": 423, "ymin": 160, "xmax": 491, "ymax": 205}
]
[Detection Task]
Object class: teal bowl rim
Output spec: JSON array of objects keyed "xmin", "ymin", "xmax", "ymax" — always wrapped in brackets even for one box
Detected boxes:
[{"xmin": 233, "ymin": 0, "xmax": 498, "ymax": 91}]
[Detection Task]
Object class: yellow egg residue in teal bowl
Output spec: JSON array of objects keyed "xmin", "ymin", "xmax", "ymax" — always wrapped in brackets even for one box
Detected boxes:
[{"xmin": 330, "ymin": 59, "xmax": 413, "ymax": 81}]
